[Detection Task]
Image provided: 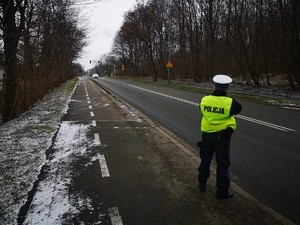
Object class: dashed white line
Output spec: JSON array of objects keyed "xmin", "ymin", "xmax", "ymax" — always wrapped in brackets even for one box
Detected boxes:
[
  {"xmin": 83, "ymin": 80, "xmax": 89, "ymax": 96},
  {"xmin": 90, "ymin": 112, "xmax": 94, "ymax": 117},
  {"xmin": 94, "ymin": 133, "xmax": 101, "ymax": 145},
  {"xmin": 92, "ymin": 120, "xmax": 97, "ymax": 127},
  {"xmin": 128, "ymin": 84, "xmax": 296, "ymax": 132},
  {"xmin": 109, "ymin": 207, "xmax": 123, "ymax": 225},
  {"xmin": 99, "ymin": 154, "xmax": 110, "ymax": 177},
  {"xmin": 89, "ymin": 105, "xmax": 92, "ymax": 109}
]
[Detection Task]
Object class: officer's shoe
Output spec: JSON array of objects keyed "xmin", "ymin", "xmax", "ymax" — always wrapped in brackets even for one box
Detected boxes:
[
  {"xmin": 215, "ymin": 192, "xmax": 233, "ymax": 199},
  {"xmin": 198, "ymin": 184, "xmax": 206, "ymax": 192}
]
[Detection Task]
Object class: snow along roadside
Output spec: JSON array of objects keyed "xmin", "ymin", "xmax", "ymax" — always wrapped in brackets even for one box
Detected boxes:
[{"xmin": 0, "ymin": 78, "xmax": 78, "ymax": 225}]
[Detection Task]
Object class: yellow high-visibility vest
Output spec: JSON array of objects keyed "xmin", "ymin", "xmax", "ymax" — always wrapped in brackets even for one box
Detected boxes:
[{"xmin": 200, "ymin": 95, "xmax": 236, "ymax": 133}]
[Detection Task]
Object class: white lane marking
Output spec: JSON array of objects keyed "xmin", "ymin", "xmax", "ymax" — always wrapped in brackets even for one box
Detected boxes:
[
  {"xmin": 90, "ymin": 112, "xmax": 94, "ymax": 117},
  {"xmin": 84, "ymin": 80, "xmax": 89, "ymax": 96},
  {"xmin": 94, "ymin": 133, "xmax": 101, "ymax": 145},
  {"xmin": 109, "ymin": 207, "xmax": 123, "ymax": 225},
  {"xmin": 89, "ymin": 105, "xmax": 92, "ymax": 109},
  {"xmin": 128, "ymin": 84, "xmax": 296, "ymax": 132},
  {"xmin": 99, "ymin": 154, "xmax": 110, "ymax": 177},
  {"xmin": 235, "ymin": 115, "xmax": 296, "ymax": 132},
  {"xmin": 129, "ymin": 84, "xmax": 198, "ymax": 106},
  {"xmin": 92, "ymin": 120, "xmax": 97, "ymax": 127}
]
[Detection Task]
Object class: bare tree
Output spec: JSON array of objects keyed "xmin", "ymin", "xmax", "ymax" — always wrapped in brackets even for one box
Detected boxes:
[
  {"xmin": 0, "ymin": 0, "xmax": 90, "ymax": 122},
  {"xmin": 1, "ymin": 0, "xmax": 27, "ymax": 122},
  {"xmin": 110, "ymin": 0, "xmax": 299, "ymax": 90}
]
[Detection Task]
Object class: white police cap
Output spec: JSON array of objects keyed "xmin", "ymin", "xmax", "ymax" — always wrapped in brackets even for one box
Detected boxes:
[{"xmin": 213, "ymin": 74, "xmax": 232, "ymax": 84}]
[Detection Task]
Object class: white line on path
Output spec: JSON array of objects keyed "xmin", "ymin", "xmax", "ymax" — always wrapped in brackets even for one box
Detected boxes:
[
  {"xmin": 108, "ymin": 207, "xmax": 123, "ymax": 225},
  {"xmin": 99, "ymin": 154, "xmax": 110, "ymax": 177},
  {"xmin": 94, "ymin": 133, "xmax": 101, "ymax": 145},
  {"xmin": 89, "ymin": 105, "xmax": 92, "ymax": 109},
  {"xmin": 90, "ymin": 112, "xmax": 94, "ymax": 117},
  {"xmin": 92, "ymin": 120, "xmax": 97, "ymax": 127},
  {"xmin": 83, "ymin": 80, "xmax": 89, "ymax": 96},
  {"xmin": 128, "ymin": 84, "xmax": 296, "ymax": 132}
]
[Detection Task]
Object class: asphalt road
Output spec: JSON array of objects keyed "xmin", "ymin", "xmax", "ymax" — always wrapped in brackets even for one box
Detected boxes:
[
  {"xmin": 23, "ymin": 77, "xmax": 293, "ymax": 225},
  {"xmin": 94, "ymin": 77, "xmax": 300, "ymax": 224}
]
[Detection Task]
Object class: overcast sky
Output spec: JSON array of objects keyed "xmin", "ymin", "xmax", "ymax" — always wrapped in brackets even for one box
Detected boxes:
[{"xmin": 77, "ymin": 0, "xmax": 137, "ymax": 70}]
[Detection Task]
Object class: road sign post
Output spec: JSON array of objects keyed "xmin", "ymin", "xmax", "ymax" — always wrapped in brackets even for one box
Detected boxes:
[{"xmin": 166, "ymin": 60, "xmax": 173, "ymax": 84}]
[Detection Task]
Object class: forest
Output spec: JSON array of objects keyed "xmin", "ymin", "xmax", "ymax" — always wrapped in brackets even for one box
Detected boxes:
[
  {"xmin": 108, "ymin": 0, "xmax": 299, "ymax": 90},
  {"xmin": 1, "ymin": 0, "xmax": 299, "ymax": 122},
  {"xmin": 0, "ymin": 0, "xmax": 88, "ymax": 122}
]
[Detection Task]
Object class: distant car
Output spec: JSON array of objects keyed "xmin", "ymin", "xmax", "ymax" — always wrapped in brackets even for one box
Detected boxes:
[{"xmin": 92, "ymin": 73, "xmax": 99, "ymax": 79}]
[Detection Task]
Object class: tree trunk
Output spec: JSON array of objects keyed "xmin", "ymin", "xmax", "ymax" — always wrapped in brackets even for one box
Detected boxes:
[{"xmin": 1, "ymin": 0, "xmax": 20, "ymax": 122}]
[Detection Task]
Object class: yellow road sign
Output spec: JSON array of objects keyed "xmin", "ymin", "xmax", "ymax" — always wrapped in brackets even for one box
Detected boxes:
[{"xmin": 166, "ymin": 60, "xmax": 173, "ymax": 68}]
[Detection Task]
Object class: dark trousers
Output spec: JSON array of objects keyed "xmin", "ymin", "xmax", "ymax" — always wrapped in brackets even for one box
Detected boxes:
[{"xmin": 198, "ymin": 130, "xmax": 232, "ymax": 194}]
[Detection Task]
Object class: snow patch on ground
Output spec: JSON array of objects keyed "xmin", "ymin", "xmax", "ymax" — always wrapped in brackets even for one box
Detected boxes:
[
  {"xmin": 112, "ymin": 96, "xmax": 144, "ymax": 123},
  {"xmin": 23, "ymin": 121, "xmax": 93, "ymax": 224},
  {"xmin": 0, "ymin": 79, "xmax": 77, "ymax": 225}
]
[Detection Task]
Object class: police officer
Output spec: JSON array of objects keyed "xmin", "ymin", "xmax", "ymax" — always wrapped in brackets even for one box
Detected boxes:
[{"xmin": 198, "ymin": 74, "xmax": 242, "ymax": 199}]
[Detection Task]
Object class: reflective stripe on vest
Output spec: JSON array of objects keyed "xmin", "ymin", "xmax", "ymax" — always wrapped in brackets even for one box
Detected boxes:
[{"xmin": 200, "ymin": 95, "xmax": 236, "ymax": 132}]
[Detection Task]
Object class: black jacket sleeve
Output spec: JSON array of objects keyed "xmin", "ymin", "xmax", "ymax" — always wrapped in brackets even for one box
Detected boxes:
[{"xmin": 230, "ymin": 98, "xmax": 242, "ymax": 116}]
